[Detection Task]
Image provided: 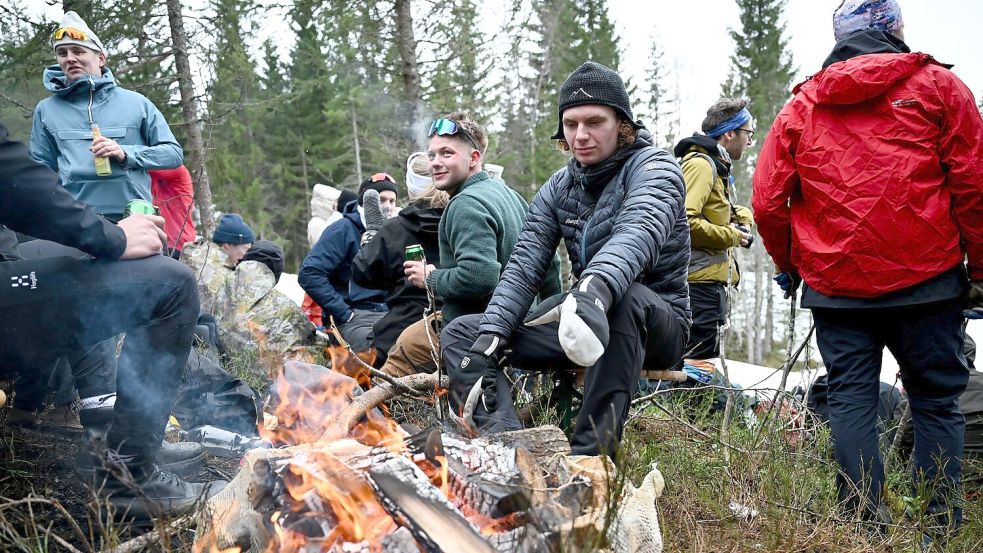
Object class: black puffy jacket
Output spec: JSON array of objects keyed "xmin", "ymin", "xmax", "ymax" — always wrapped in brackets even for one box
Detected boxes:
[
  {"xmin": 351, "ymin": 200, "xmax": 443, "ymax": 356},
  {"xmin": 479, "ymin": 131, "xmax": 691, "ymax": 339}
]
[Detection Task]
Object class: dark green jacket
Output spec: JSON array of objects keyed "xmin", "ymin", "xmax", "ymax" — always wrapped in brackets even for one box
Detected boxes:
[{"xmin": 426, "ymin": 171, "xmax": 561, "ymax": 323}]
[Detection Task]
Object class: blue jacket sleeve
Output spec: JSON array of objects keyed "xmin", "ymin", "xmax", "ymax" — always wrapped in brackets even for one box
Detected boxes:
[
  {"xmin": 479, "ymin": 176, "xmax": 563, "ymax": 339},
  {"xmin": 298, "ymin": 223, "xmax": 355, "ymax": 324},
  {"xmin": 30, "ymin": 107, "xmax": 59, "ymax": 172},
  {"xmin": 120, "ymin": 101, "xmax": 183, "ymax": 171}
]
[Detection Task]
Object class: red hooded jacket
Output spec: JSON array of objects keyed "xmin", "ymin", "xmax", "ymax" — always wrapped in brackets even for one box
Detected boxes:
[
  {"xmin": 149, "ymin": 166, "xmax": 197, "ymax": 252},
  {"xmin": 753, "ymin": 52, "xmax": 983, "ymax": 298}
]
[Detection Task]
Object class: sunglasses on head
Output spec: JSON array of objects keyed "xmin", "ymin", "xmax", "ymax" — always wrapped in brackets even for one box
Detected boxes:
[
  {"xmin": 428, "ymin": 118, "xmax": 479, "ymax": 151},
  {"xmin": 53, "ymin": 27, "xmax": 87, "ymax": 41},
  {"xmin": 370, "ymin": 172, "xmax": 395, "ymax": 183}
]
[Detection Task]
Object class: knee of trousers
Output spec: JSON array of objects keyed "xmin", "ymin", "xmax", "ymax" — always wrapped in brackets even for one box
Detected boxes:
[
  {"xmin": 146, "ymin": 256, "xmax": 200, "ymax": 324},
  {"xmin": 607, "ymin": 283, "xmax": 652, "ymax": 332}
]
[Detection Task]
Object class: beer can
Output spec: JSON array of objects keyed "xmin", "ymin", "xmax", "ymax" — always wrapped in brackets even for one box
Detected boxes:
[
  {"xmin": 124, "ymin": 199, "xmax": 159, "ymax": 217},
  {"xmin": 405, "ymin": 244, "xmax": 425, "ymax": 262}
]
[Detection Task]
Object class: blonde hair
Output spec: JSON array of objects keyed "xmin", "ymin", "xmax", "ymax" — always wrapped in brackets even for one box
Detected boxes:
[
  {"xmin": 446, "ymin": 111, "xmax": 488, "ymax": 154},
  {"xmin": 415, "ymin": 185, "xmax": 449, "ymax": 209}
]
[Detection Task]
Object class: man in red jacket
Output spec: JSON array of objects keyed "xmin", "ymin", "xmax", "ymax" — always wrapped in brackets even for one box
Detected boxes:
[{"xmin": 753, "ymin": 0, "xmax": 983, "ymax": 532}]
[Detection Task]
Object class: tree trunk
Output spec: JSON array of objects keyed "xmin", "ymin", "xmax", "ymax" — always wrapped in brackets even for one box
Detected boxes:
[
  {"xmin": 393, "ymin": 0, "xmax": 422, "ymax": 129},
  {"xmin": 165, "ymin": 0, "xmax": 214, "ymax": 235},
  {"xmin": 350, "ymin": 101, "xmax": 363, "ymax": 183}
]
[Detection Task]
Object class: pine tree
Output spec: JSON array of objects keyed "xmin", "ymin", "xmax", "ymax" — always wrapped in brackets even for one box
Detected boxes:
[
  {"xmin": 722, "ymin": 0, "xmax": 796, "ymax": 365},
  {"xmin": 641, "ymin": 41, "xmax": 677, "ymax": 150}
]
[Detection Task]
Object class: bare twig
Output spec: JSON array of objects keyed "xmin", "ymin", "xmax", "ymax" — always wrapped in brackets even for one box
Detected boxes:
[
  {"xmin": 325, "ymin": 372, "xmax": 447, "ymax": 439},
  {"xmin": 99, "ymin": 515, "xmax": 194, "ymax": 553}
]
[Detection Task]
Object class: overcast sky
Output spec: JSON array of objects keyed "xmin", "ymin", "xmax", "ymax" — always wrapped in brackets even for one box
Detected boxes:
[
  {"xmin": 32, "ymin": 0, "xmax": 982, "ymax": 138},
  {"xmin": 608, "ymin": 0, "xmax": 983, "ymax": 136}
]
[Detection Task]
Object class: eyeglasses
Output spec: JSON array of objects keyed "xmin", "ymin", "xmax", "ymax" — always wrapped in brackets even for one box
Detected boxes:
[
  {"xmin": 53, "ymin": 27, "xmax": 87, "ymax": 41},
  {"xmin": 428, "ymin": 118, "xmax": 479, "ymax": 151},
  {"xmin": 736, "ymin": 128, "xmax": 756, "ymax": 139},
  {"xmin": 370, "ymin": 172, "xmax": 395, "ymax": 184}
]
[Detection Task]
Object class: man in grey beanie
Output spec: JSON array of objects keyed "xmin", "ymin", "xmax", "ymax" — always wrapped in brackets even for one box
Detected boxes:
[{"xmin": 442, "ymin": 62, "xmax": 692, "ymax": 457}]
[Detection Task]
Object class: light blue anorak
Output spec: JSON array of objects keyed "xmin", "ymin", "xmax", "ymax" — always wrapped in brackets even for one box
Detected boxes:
[{"xmin": 31, "ymin": 66, "xmax": 183, "ymax": 216}]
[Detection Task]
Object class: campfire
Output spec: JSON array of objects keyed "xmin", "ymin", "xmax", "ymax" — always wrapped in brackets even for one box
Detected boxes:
[{"xmin": 194, "ymin": 347, "xmax": 666, "ymax": 553}]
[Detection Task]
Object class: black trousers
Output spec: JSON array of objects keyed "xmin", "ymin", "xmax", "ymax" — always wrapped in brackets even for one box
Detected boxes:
[
  {"xmin": 0, "ymin": 252, "xmax": 199, "ymax": 462},
  {"xmin": 813, "ymin": 300, "xmax": 968, "ymax": 526},
  {"xmin": 6, "ymin": 240, "xmax": 119, "ymax": 407},
  {"xmin": 443, "ymin": 282, "xmax": 687, "ymax": 457},
  {"xmin": 683, "ymin": 282, "xmax": 726, "ymax": 359}
]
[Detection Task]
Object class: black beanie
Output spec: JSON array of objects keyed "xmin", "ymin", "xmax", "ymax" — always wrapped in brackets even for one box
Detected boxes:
[
  {"xmin": 357, "ymin": 174, "xmax": 399, "ymax": 205},
  {"xmin": 551, "ymin": 61, "xmax": 644, "ymax": 140},
  {"xmin": 337, "ymin": 189, "xmax": 358, "ymax": 211}
]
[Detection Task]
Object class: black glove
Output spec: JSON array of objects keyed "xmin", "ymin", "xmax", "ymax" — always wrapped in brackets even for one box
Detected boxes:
[
  {"xmin": 524, "ymin": 275, "xmax": 612, "ymax": 366},
  {"xmin": 964, "ymin": 280, "xmax": 983, "ymax": 319},
  {"xmin": 774, "ymin": 271, "xmax": 801, "ymax": 300},
  {"xmin": 733, "ymin": 223, "xmax": 754, "ymax": 249},
  {"xmin": 449, "ymin": 333, "xmax": 508, "ymax": 433}
]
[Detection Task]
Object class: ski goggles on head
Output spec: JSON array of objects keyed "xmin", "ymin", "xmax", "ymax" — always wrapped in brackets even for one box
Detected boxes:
[
  {"xmin": 428, "ymin": 118, "xmax": 479, "ymax": 151},
  {"xmin": 369, "ymin": 172, "xmax": 395, "ymax": 183},
  {"xmin": 53, "ymin": 27, "xmax": 88, "ymax": 41}
]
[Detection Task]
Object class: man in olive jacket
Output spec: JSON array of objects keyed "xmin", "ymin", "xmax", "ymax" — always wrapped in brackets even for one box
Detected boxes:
[
  {"xmin": 672, "ymin": 98, "xmax": 754, "ymax": 362},
  {"xmin": 443, "ymin": 62, "xmax": 692, "ymax": 457}
]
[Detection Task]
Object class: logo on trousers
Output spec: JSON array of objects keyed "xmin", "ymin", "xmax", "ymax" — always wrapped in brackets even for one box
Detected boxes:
[{"xmin": 10, "ymin": 272, "xmax": 37, "ymax": 289}]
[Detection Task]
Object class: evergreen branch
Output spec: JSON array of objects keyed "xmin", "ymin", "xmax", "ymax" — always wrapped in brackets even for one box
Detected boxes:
[{"xmin": 0, "ymin": 92, "xmax": 33, "ymax": 119}]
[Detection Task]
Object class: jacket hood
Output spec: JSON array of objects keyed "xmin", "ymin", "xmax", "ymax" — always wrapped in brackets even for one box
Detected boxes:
[
  {"xmin": 341, "ymin": 198, "xmax": 365, "ymax": 231},
  {"xmin": 673, "ymin": 134, "xmax": 731, "ymax": 176},
  {"xmin": 812, "ymin": 52, "xmax": 932, "ymax": 105},
  {"xmin": 397, "ymin": 200, "xmax": 442, "ymax": 237},
  {"xmin": 43, "ymin": 65, "xmax": 116, "ymax": 97}
]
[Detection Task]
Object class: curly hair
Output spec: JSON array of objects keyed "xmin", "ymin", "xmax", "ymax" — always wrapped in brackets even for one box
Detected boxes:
[
  {"xmin": 555, "ymin": 121, "xmax": 638, "ymax": 153},
  {"xmin": 444, "ymin": 111, "xmax": 488, "ymax": 154}
]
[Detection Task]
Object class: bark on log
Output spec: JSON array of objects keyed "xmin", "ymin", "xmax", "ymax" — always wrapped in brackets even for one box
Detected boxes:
[{"xmin": 489, "ymin": 425, "xmax": 570, "ymax": 458}]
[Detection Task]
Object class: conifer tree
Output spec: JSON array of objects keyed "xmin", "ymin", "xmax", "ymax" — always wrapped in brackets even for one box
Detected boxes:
[{"xmin": 722, "ymin": 0, "xmax": 796, "ymax": 364}]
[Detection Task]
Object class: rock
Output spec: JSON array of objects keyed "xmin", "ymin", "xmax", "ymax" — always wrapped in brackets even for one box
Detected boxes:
[{"xmin": 181, "ymin": 242, "xmax": 316, "ymax": 382}]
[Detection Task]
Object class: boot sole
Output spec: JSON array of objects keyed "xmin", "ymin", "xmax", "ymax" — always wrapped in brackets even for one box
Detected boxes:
[{"xmin": 104, "ymin": 480, "xmax": 226, "ymax": 522}]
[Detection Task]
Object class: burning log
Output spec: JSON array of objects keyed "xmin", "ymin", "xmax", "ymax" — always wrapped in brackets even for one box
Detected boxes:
[{"xmin": 368, "ymin": 456, "xmax": 496, "ymax": 553}]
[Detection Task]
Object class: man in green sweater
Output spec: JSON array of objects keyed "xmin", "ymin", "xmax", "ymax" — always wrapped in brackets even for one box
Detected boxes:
[{"xmin": 381, "ymin": 112, "xmax": 561, "ymax": 376}]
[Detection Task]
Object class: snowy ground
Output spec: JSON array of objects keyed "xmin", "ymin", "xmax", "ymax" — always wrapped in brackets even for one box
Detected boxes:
[{"xmin": 275, "ymin": 272, "xmax": 305, "ymax": 306}]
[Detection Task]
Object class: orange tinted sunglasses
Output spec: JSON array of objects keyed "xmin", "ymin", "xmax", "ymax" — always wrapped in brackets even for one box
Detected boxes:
[
  {"xmin": 53, "ymin": 27, "xmax": 88, "ymax": 41},
  {"xmin": 370, "ymin": 172, "xmax": 395, "ymax": 183}
]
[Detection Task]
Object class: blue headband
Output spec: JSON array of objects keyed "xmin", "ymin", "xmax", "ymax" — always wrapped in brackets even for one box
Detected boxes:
[{"xmin": 705, "ymin": 108, "xmax": 752, "ymax": 139}]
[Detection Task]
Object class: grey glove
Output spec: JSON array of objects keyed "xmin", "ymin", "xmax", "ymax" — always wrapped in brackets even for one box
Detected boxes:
[{"xmin": 361, "ymin": 189, "xmax": 385, "ymax": 245}]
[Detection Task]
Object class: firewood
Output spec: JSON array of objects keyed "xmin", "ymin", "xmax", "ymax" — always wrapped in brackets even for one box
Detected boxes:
[
  {"xmin": 368, "ymin": 456, "xmax": 496, "ymax": 553},
  {"xmin": 488, "ymin": 425, "xmax": 571, "ymax": 457},
  {"xmin": 324, "ymin": 372, "xmax": 445, "ymax": 440}
]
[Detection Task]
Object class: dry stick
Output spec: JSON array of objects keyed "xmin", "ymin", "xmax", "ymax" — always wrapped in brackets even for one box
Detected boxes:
[
  {"xmin": 717, "ymin": 248, "xmax": 738, "ymax": 464},
  {"xmin": 325, "ymin": 372, "xmax": 447, "ymax": 439},
  {"xmin": 0, "ymin": 496, "xmax": 91, "ymax": 552},
  {"xmin": 98, "ymin": 516, "xmax": 194, "ymax": 553},
  {"xmin": 884, "ymin": 402, "xmax": 912, "ymax": 476},
  {"xmin": 327, "ymin": 318, "xmax": 429, "ymax": 398}
]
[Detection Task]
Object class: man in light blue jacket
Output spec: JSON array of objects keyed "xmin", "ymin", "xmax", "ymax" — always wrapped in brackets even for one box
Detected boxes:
[{"xmin": 30, "ymin": 11, "xmax": 183, "ymax": 220}]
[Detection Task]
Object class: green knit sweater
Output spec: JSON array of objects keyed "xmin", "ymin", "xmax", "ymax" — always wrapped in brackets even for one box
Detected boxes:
[{"xmin": 426, "ymin": 171, "xmax": 561, "ymax": 323}]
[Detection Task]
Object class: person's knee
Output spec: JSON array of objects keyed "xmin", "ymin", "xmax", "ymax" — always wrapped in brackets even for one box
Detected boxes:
[{"xmin": 439, "ymin": 315, "xmax": 481, "ymax": 345}]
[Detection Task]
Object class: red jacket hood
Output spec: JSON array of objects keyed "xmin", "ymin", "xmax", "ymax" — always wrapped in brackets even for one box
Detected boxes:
[{"xmin": 795, "ymin": 53, "xmax": 933, "ymax": 105}]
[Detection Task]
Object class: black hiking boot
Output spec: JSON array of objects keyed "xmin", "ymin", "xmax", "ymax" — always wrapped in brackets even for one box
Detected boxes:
[
  {"xmin": 93, "ymin": 449, "xmax": 225, "ymax": 521},
  {"xmin": 77, "ymin": 438, "xmax": 206, "ymax": 478}
]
